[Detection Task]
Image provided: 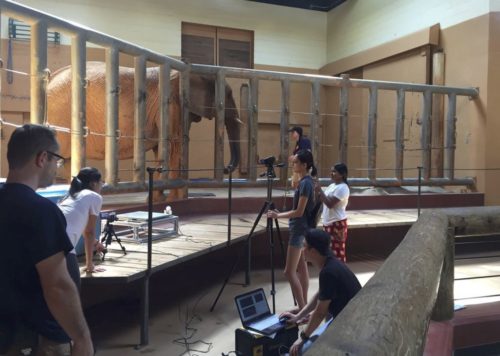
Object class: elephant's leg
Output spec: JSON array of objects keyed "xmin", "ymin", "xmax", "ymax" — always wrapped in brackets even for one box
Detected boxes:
[{"xmin": 167, "ymin": 100, "xmax": 187, "ymax": 202}]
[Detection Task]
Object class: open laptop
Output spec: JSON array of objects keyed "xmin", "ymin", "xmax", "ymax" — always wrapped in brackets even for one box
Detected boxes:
[{"xmin": 235, "ymin": 288, "xmax": 287, "ymax": 336}]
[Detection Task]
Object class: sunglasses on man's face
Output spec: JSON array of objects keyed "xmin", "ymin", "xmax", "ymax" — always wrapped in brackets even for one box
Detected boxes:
[{"xmin": 46, "ymin": 151, "xmax": 65, "ymax": 168}]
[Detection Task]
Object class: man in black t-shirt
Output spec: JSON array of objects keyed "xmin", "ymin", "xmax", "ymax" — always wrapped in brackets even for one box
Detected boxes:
[
  {"xmin": 281, "ymin": 229, "xmax": 361, "ymax": 355},
  {"xmin": 0, "ymin": 125, "xmax": 93, "ymax": 355}
]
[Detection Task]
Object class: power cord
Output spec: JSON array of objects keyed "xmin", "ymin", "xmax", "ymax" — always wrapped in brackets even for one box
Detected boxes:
[{"xmin": 172, "ymin": 292, "xmax": 213, "ymax": 356}]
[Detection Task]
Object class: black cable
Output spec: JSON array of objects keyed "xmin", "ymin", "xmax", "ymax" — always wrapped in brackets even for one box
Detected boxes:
[{"xmin": 172, "ymin": 292, "xmax": 213, "ymax": 356}]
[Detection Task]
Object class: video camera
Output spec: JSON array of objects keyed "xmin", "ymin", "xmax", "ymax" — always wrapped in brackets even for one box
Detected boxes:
[
  {"xmin": 100, "ymin": 211, "xmax": 118, "ymax": 223},
  {"xmin": 259, "ymin": 156, "xmax": 276, "ymax": 167}
]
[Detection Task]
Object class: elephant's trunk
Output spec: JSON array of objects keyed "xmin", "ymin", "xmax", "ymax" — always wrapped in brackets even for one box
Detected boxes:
[{"xmin": 225, "ymin": 114, "xmax": 242, "ymax": 173}]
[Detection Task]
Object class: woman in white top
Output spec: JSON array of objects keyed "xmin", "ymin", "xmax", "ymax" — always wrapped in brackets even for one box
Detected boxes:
[
  {"xmin": 314, "ymin": 163, "xmax": 350, "ymax": 262},
  {"xmin": 58, "ymin": 167, "xmax": 105, "ymax": 287}
]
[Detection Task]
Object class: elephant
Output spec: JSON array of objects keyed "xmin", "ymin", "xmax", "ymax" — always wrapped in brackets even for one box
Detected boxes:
[{"xmin": 46, "ymin": 61, "xmax": 241, "ymax": 197}]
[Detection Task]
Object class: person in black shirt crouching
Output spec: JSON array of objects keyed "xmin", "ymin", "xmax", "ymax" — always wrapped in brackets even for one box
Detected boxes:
[{"xmin": 280, "ymin": 228, "xmax": 361, "ymax": 356}]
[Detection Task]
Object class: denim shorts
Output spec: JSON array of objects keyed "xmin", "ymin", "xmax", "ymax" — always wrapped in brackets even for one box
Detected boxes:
[{"xmin": 288, "ymin": 220, "xmax": 307, "ymax": 248}]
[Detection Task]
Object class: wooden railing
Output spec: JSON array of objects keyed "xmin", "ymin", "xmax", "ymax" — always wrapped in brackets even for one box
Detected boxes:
[
  {"xmin": 308, "ymin": 206, "xmax": 500, "ymax": 355},
  {"xmin": 0, "ymin": 0, "xmax": 479, "ymax": 194}
]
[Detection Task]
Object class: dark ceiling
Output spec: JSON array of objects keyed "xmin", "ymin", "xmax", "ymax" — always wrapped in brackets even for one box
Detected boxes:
[{"xmin": 247, "ymin": 0, "xmax": 346, "ymax": 12}]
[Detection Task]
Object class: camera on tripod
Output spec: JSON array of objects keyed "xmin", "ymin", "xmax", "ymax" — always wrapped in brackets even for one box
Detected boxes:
[
  {"xmin": 259, "ymin": 156, "xmax": 276, "ymax": 167},
  {"xmin": 99, "ymin": 211, "xmax": 126, "ymax": 260},
  {"xmin": 100, "ymin": 211, "xmax": 118, "ymax": 223}
]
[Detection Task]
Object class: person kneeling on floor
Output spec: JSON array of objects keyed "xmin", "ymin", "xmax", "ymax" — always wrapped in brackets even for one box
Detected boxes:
[{"xmin": 281, "ymin": 229, "xmax": 361, "ymax": 356}]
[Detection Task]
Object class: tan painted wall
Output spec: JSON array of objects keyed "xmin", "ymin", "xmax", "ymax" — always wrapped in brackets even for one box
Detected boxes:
[
  {"xmin": 326, "ymin": 0, "xmax": 493, "ymax": 64},
  {"xmin": 485, "ymin": 12, "xmax": 500, "ymax": 205},
  {"xmin": 320, "ymin": 13, "xmax": 500, "ymax": 203},
  {"xmin": 10, "ymin": 0, "xmax": 327, "ymax": 69},
  {"xmin": 2, "ymin": 2, "xmax": 498, "ymax": 206},
  {"xmin": 440, "ymin": 15, "xmax": 490, "ymax": 200}
]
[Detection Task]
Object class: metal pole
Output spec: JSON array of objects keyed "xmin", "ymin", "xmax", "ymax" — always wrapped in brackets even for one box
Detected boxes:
[{"xmin": 139, "ymin": 167, "xmax": 156, "ymax": 347}]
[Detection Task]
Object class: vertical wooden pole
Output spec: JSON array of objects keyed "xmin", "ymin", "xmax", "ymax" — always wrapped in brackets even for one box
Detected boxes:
[
  {"xmin": 214, "ymin": 70, "xmax": 226, "ymax": 181},
  {"xmin": 311, "ymin": 81, "xmax": 321, "ymax": 170},
  {"xmin": 339, "ymin": 75, "xmax": 349, "ymax": 164},
  {"xmin": 280, "ymin": 79, "xmax": 290, "ymax": 185},
  {"xmin": 105, "ymin": 47, "xmax": 119, "ymax": 186},
  {"xmin": 239, "ymin": 84, "xmax": 249, "ymax": 175},
  {"xmin": 367, "ymin": 86, "xmax": 378, "ymax": 181},
  {"xmin": 30, "ymin": 20, "xmax": 47, "ymax": 125},
  {"xmin": 444, "ymin": 94, "xmax": 457, "ymax": 180},
  {"xmin": 134, "ymin": 55, "xmax": 147, "ymax": 184},
  {"xmin": 395, "ymin": 89, "xmax": 405, "ymax": 181},
  {"xmin": 432, "ymin": 51, "xmax": 445, "ymax": 177},
  {"xmin": 70, "ymin": 33, "xmax": 86, "ymax": 177},
  {"xmin": 421, "ymin": 90, "xmax": 432, "ymax": 180},
  {"xmin": 181, "ymin": 69, "xmax": 191, "ymax": 184},
  {"xmin": 248, "ymin": 78, "xmax": 259, "ymax": 182},
  {"xmin": 158, "ymin": 63, "xmax": 171, "ymax": 181}
]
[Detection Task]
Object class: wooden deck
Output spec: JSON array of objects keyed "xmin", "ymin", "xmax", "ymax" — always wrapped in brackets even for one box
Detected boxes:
[{"xmin": 80, "ymin": 209, "xmax": 419, "ymax": 285}]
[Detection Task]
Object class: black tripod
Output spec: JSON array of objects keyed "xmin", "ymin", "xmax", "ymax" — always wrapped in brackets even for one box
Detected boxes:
[
  {"xmin": 210, "ymin": 161, "xmax": 286, "ymax": 313},
  {"xmin": 100, "ymin": 218, "xmax": 127, "ymax": 261}
]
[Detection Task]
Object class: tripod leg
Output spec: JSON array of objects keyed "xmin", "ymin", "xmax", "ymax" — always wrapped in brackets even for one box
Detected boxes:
[
  {"xmin": 210, "ymin": 201, "xmax": 269, "ymax": 312},
  {"xmin": 273, "ymin": 219, "xmax": 287, "ymax": 266},
  {"xmin": 244, "ymin": 201, "xmax": 270, "ymax": 285},
  {"xmin": 111, "ymin": 231, "xmax": 127, "ymax": 255},
  {"xmin": 100, "ymin": 231, "xmax": 112, "ymax": 261},
  {"xmin": 268, "ymin": 216, "xmax": 277, "ymax": 314},
  {"xmin": 209, "ymin": 249, "xmax": 241, "ymax": 312}
]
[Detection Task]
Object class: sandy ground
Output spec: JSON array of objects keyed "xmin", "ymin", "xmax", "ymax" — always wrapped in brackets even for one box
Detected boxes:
[{"xmin": 85, "ymin": 262, "xmax": 377, "ymax": 356}]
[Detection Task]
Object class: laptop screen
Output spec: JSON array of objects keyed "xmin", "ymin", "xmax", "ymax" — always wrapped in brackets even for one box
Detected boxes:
[{"xmin": 235, "ymin": 288, "xmax": 271, "ymax": 324}]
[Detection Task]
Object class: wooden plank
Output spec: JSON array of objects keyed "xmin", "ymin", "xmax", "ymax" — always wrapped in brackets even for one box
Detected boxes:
[{"xmin": 81, "ymin": 212, "xmax": 268, "ymax": 283}]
